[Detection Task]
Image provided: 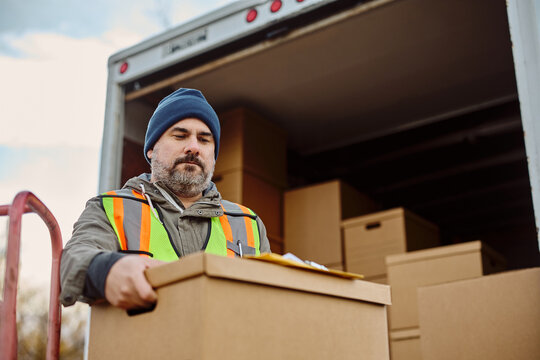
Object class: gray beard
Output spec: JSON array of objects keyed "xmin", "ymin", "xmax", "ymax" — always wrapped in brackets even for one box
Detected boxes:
[{"xmin": 151, "ymin": 158, "xmax": 214, "ymax": 198}]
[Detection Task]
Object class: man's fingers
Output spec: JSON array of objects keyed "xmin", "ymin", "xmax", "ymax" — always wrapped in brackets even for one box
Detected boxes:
[
  {"xmin": 134, "ymin": 271, "xmax": 158, "ymax": 304},
  {"xmin": 142, "ymin": 257, "xmax": 166, "ymax": 268},
  {"xmin": 105, "ymin": 255, "xmax": 161, "ymax": 310},
  {"xmin": 113, "ymin": 280, "xmax": 156, "ymax": 309}
]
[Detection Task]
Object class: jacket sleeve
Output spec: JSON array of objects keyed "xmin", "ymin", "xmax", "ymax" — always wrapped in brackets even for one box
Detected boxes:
[
  {"xmin": 60, "ymin": 196, "xmax": 121, "ymax": 306},
  {"xmin": 256, "ymin": 215, "xmax": 272, "ymax": 253}
]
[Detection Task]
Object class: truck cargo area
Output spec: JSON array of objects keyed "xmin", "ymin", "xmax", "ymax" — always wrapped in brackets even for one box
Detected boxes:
[{"xmin": 116, "ymin": 0, "xmax": 540, "ymax": 269}]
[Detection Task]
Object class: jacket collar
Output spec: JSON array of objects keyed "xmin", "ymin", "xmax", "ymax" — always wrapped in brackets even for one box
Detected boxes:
[{"xmin": 122, "ymin": 173, "xmax": 223, "ymax": 218}]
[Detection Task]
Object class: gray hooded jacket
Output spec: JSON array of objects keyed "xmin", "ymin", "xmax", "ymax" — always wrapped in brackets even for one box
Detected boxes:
[{"xmin": 60, "ymin": 174, "xmax": 271, "ymax": 306}]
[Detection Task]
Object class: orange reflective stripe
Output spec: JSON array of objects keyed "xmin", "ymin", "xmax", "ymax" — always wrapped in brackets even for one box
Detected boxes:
[
  {"xmin": 219, "ymin": 204, "xmax": 235, "ymax": 258},
  {"xmin": 111, "ymin": 192, "xmax": 127, "ymax": 250},
  {"xmin": 131, "ymin": 190, "xmax": 146, "ymax": 200},
  {"xmin": 131, "ymin": 190, "xmax": 152, "ymax": 257},
  {"xmin": 236, "ymin": 204, "xmax": 255, "ymax": 248},
  {"xmin": 139, "ymin": 199, "xmax": 151, "ymax": 257}
]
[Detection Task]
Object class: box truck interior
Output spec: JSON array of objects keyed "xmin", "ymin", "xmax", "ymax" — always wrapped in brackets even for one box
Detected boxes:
[{"xmin": 115, "ymin": 0, "xmax": 540, "ymax": 269}]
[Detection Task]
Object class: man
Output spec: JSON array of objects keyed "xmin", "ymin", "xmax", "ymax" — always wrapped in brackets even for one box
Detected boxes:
[{"xmin": 60, "ymin": 88, "xmax": 271, "ymax": 310}]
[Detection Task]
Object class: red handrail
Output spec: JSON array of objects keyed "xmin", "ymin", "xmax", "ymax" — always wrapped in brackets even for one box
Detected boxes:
[{"xmin": 0, "ymin": 191, "xmax": 63, "ymax": 360}]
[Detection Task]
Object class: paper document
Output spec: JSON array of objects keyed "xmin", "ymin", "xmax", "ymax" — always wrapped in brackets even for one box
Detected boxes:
[{"xmin": 245, "ymin": 252, "xmax": 364, "ymax": 280}]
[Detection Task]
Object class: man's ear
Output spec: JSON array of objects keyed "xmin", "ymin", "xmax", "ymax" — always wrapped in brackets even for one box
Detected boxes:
[{"xmin": 147, "ymin": 149, "xmax": 153, "ymax": 159}]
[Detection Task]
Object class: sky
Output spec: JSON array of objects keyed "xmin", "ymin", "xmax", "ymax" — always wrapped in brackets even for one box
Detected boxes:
[{"xmin": 0, "ymin": 0, "xmax": 235, "ymax": 297}]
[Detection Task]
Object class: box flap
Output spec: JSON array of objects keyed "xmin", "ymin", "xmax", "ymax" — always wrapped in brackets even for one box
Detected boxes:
[
  {"xmin": 385, "ymin": 240, "xmax": 501, "ymax": 266},
  {"xmin": 341, "ymin": 207, "xmax": 439, "ymax": 230},
  {"xmin": 146, "ymin": 252, "xmax": 391, "ymax": 305},
  {"xmin": 145, "ymin": 251, "xmax": 206, "ymax": 287},
  {"xmin": 341, "ymin": 207, "xmax": 405, "ymax": 228}
]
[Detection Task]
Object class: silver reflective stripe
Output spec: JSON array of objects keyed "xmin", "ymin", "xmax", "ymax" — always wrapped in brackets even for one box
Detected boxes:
[
  {"xmin": 221, "ymin": 201, "xmax": 250, "ymax": 254},
  {"xmin": 122, "ymin": 197, "xmax": 142, "ymax": 251},
  {"xmin": 221, "ymin": 200, "xmax": 255, "ymax": 218}
]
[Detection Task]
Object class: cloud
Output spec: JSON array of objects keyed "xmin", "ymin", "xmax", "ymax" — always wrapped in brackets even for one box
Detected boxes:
[
  {"xmin": 0, "ymin": 0, "xmax": 159, "ymax": 43},
  {"xmin": 0, "ymin": 0, "xmax": 110, "ymax": 37},
  {"xmin": 0, "ymin": 32, "xmax": 118, "ymax": 149},
  {"xmin": 0, "ymin": 1, "xmax": 237, "ymax": 149},
  {"xmin": 0, "ymin": 146, "xmax": 99, "ymax": 288},
  {"xmin": 0, "ymin": 0, "xmax": 237, "ymax": 290},
  {"xmin": 0, "ymin": 0, "xmax": 237, "ymax": 56}
]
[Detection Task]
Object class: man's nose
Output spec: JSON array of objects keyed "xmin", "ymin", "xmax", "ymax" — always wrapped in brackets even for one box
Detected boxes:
[{"xmin": 184, "ymin": 136, "xmax": 200, "ymax": 155}]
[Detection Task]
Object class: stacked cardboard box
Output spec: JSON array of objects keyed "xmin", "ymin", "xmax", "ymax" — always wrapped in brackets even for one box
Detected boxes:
[
  {"xmin": 214, "ymin": 107, "xmax": 286, "ymax": 253},
  {"xmin": 342, "ymin": 208, "xmax": 440, "ymax": 283},
  {"xmin": 88, "ymin": 252, "xmax": 392, "ymax": 360},
  {"xmin": 213, "ymin": 170, "xmax": 283, "ymax": 252},
  {"xmin": 284, "ymin": 180, "xmax": 379, "ymax": 270},
  {"xmin": 417, "ymin": 267, "xmax": 540, "ymax": 360},
  {"xmin": 390, "ymin": 329, "xmax": 422, "ymax": 360},
  {"xmin": 386, "ymin": 241, "xmax": 506, "ymax": 360}
]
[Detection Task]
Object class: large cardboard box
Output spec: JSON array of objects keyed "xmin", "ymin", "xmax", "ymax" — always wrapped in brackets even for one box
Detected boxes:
[
  {"xmin": 386, "ymin": 241, "xmax": 505, "ymax": 330},
  {"xmin": 417, "ymin": 268, "xmax": 540, "ymax": 360},
  {"xmin": 215, "ymin": 107, "xmax": 287, "ymax": 188},
  {"xmin": 88, "ymin": 252, "xmax": 392, "ymax": 360},
  {"xmin": 284, "ymin": 180, "xmax": 378, "ymax": 266},
  {"xmin": 213, "ymin": 169, "xmax": 282, "ymax": 240},
  {"xmin": 390, "ymin": 328, "xmax": 421, "ymax": 360},
  {"xmin": 342, "ymin": 208, "xmax": 439, "ymax": 279}
]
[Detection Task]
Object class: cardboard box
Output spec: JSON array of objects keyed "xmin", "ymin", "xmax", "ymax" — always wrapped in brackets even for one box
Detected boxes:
[
  {"xmin": 386, "ymin": 241, "xmax": 505, "ymax": 330},
  {"xmin": 88, "ymin": 252, "xmax": 391, "ymax": 360},
  {"xmin": 365, "ymin": 275, "xmax": 388, "ymax": 285},
  {"xmin": 342, "ymin": 208, "xmax": 439, "ymax": 279},
  {"xmin": 213, "ymin": 169, "xmax": 282, "ymax": 239},
  {"xmin": 390, "ymin": 328, "xmax": 421, "ymax": 360},
  {"xmin": 417, "ymin": 268, "xmax": 540, "ymax": 360},
  {"xmin": 215, "ymin": 107, "xmax": 287, "ymax": 188},
  {"xmin": 284, "ymin": 180, "xmax": 378, "ymax": 266}
]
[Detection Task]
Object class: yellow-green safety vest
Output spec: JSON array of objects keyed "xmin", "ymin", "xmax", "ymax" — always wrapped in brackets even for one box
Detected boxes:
[{"xmin": 99, "ymin": 189, "xmax": 261, "ymax": 261}]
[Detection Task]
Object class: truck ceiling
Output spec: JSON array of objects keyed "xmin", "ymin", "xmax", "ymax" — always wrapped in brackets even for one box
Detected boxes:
[{"xmin": 118, "ymin": 0, "xmax": 516, "ymax": 156}]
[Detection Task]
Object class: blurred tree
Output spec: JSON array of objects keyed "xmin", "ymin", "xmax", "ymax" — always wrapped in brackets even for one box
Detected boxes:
[{"xmin": 15, "ymin": 286, "xmax": 87, "ymax": 360}]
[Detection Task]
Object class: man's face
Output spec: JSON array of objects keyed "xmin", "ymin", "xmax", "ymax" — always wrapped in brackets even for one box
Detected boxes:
[{"xmin": 147, "ymin": 118, "xmax": 216, "ymax": 198}]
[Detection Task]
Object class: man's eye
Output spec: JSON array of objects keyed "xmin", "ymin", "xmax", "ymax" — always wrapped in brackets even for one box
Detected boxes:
[
  {"xmin": 174, "ymin": 135, "xmax": 186, "ymax": 139},
  {"xmin": 199, "ymin": 137, "xmax": 210, "ymax": 143}
]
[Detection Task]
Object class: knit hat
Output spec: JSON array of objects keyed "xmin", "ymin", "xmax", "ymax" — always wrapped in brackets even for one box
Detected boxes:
[{"xmin": 143, "ymin": 88, "xmax": 220, "ymax": 164}]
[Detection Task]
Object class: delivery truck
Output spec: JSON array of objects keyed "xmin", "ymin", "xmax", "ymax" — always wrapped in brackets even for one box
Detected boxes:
[{"xmin": 100, "ymin": 0, "xmax": 540, "ymax": 270}]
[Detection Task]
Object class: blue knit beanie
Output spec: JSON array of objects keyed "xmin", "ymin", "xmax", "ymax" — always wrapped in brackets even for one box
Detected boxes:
[{"xmin": 143, "ymin": 88, "xmax": 220, "ymax": 164}]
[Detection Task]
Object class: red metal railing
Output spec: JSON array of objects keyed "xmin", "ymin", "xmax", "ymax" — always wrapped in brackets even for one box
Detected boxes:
[{"xmin": 0, "ymin": 191, "xmax": 63, "ymax": 360}]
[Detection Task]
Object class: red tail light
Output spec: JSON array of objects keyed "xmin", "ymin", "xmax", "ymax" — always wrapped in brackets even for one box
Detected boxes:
[
  {"xmin": 119, "ymin": 62, "xmax": 129, "ymax": 74},
  {"xmin": 270, "ymin": 0, "xmax": 282, "ymax": 13},
  {"xmin": 246, "ymin": 9, "xmax": 258, "ymax": 23}
]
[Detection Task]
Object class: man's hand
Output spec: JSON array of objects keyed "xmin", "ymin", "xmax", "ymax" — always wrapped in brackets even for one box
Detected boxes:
[{"xmin": 105, "ymin": 255, "xmax": 165, "ymax": 310}]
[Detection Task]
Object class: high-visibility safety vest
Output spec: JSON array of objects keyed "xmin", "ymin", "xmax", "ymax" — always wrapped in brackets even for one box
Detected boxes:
[{"xmin": 99, "ymin": 189, "xmax": 261, "ymax": 261}]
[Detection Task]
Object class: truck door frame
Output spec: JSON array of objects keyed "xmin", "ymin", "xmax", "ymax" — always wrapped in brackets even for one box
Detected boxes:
[{"xmin": 506, "ymin": 0, "xmax": 540, "ymax": 249}]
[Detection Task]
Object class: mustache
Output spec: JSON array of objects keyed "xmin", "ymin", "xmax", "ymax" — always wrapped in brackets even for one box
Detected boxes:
[{"xmin": 172, "ymin": 154, "xmax": 204, "ymax": 169}]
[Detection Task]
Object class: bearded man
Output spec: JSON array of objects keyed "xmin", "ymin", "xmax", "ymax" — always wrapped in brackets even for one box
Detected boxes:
[{"xmin": 60, "ymin": 88, "xmax": 271, "ymax": 310}]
